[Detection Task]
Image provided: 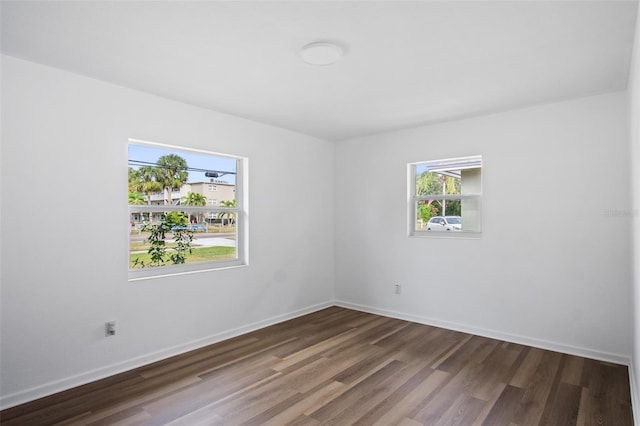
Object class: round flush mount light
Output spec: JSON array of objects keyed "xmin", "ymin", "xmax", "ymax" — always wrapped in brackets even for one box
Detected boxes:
[{"xmin": 300, "ymin": 42, "xmax": 345, "ymax": 66}]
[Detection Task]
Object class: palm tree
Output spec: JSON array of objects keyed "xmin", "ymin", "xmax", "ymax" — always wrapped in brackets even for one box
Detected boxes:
[
  {"xmin": 128, "ymin": 192, "xmax": 146, "ymax": 205},
  {"xmin": 155, "ymin": 154, "xmax": 188, "ymax": 205},
  {"xmin": 138, "ymin": 166, "xmax": 163, "ymax": 205},
  {"xmin": 128, "ymin": 167, "xmax": 140, "ymax": 193},
  {"xmin": 415, "ymin": 171, "xmax": 461, "ymax": 217},
  {"xmin": 217, "ymin": 199, "xmax": 237, "ymax": 226},
  {"xmin": 182, "ymin": 192, "xmax": 207, "ymax": 224},
  {"xmin": 128, "ymin": 191, "xmax": 146, "ymax": 227},
  {"xmin": 129, "ymin": 166, "xmax": 162, "ymax": 205},
  {"xmin": 182, "ymin": 192, "xmax": 207, "ymax": 206}
]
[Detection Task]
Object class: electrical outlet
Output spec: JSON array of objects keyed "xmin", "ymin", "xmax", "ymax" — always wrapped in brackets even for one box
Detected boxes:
[
  {"xmin": 394, "ymin": 284, "xmax": 401, "ymax": 295},
  {"xmin": 105, "ymin": 321, "xmax": 116, "ymax": 337}
]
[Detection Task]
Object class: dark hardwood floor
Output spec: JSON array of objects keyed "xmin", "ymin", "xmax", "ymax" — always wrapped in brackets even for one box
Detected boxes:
[{"xmin": 0, "ymin": 307, "xmax": 633, "ymax": 425}]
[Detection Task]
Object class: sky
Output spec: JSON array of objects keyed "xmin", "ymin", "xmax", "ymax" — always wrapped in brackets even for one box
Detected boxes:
[{"xmin": 128, "ymin": 143, "xmax": 237, "ymax": 185}]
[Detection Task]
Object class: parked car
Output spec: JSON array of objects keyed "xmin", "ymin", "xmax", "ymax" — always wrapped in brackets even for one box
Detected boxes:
[{"xmin": 427, "ymin": 216, "xmax": 462, "ymax": 231}]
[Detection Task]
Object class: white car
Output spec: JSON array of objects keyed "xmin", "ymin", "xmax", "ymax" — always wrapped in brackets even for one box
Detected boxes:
[{"xmin": 427, "ymin": 216, "xmax": 462, "ymax": 231}]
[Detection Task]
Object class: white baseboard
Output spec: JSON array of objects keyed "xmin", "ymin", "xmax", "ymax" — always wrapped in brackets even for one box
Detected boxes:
[
  {"xmin": 3, "ymin": 300, "xmax": 634, "ymax": 414},
  {"xmin": 335, "ymin": 300, "xmax": 631, "ymax": 366},
  {"xmin": 0, "ymin": 301, "xmax": 334, "ymax": 410}
]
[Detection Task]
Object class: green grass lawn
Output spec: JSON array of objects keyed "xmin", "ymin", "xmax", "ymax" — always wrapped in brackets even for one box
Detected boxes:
[
  {"xmin": 130, "ymin": 246, "xmax": 236, "ymax": 269},
  {"xmin": 130, "ymin": 236, "xmax": 236, "ymax": 252}
]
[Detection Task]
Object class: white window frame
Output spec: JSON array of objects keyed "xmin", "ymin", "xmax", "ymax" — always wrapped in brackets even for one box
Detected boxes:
[
  {"xmin": 128, "ymin": 139, "xmax": 248, "ymax": 281},
  {"xmin": 408, "ymin": 155, "xmax": 482, "ymax": 239}
]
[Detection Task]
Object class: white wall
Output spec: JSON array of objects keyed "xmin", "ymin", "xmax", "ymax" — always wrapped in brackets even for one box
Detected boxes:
[
  {"xmin": 0, "ymin": 55, "xmax": 335, "ymax": 408},
  {"xmin": 629, "ymin": 2, "xmax": 640, "ymax": 418},
  {"xmin": 1, "ymin": 52, "xmax": 636, "ymax": 411},
  {"xmin": 335, "ymin": 92, "xmax": 633, "ymax": 362}
]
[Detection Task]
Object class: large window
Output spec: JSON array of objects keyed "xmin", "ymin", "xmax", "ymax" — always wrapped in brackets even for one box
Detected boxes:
[
  {"xmin": 408, "ymin": 155, "xmax": 482, "ymax": 237},
  {"xmin": 128, "ymin": 139, "xmax": 247, "ymax": 279}
]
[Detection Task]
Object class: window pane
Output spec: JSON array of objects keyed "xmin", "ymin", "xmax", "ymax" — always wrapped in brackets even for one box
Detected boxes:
[
  {"xmin": 128, "ymin": 142, "xmax": 240, "ymax": 271},
  {"xmin": 415, "ymin": 198, "xmax": 480, "ymax": 232},
  {"xmin": 461, "ymin": 198, "xmax": 481, "ymax": 232},
  {"xmin": 416, "ymin": 171, "xmax": 461, "ymax": 197},
  {"xmin": 414, "ymin": 156, "xmax": 481, "ymax": 197},
  {"xmin": 128, "ymin": 144, "xmax": 237, "ymax": 206},
  {"xmin": 411, "ymin": 155, "xmax": 482, "ymax": 236},
  {"xmin": 129, "ymin": 209, "xmax": 237, "ymax": 269}
]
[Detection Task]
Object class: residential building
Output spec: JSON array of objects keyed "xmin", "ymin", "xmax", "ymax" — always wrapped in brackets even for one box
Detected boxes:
[{"xmin": 146, "ymin": 181, "xmax": 235, "ymax": 206}]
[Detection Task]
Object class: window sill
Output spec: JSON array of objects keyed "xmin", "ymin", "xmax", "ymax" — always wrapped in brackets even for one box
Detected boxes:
[
  {"xmin": 410, "ymin": 231, "xmax": 482, "ymax": 240},
  {"xmin": 128, "ymin": 260, "xmax": 247, "ymax": 282}
]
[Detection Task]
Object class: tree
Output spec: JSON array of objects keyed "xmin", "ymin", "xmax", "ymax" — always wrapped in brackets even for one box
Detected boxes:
[
  {"xmin": 415, "ymin": 171, "xmax": 443, "ymax": 196},
  {"xmin": 129, "ymin": 168, "xmax": 155, "ymax": 224},
  {"xmin": 129, "ymin": 166, "xmax": 162, "ymax": 206},
  {"xmin": 415, "ymin": 172, "xmax": 442, "ymax": 223},
  {"xmin": 218, "ymin": 199, "xmax": 237, "ymax": 226},
  {"xmin": 132, "ymin": 212, "xmax": 194, "ymax": 268},
  {"xmin": 128, "ymin": 192, "xmax": 146, "ymax": 205},
  {"xmin": 415, "ymin": 171, "xmax": 461, "ymax": 219},
  {"xmin": 417, "ymin": 201, "xmax": 438, "ymax": 225},
  {"xmin": 182, "ymin": 192, "xmax": 207, "ymax": 224},
  {"xmin": 182, "ymin": 192, "xmax": 207, "ymax": 206},
  {"xmin": 164, "ymin": 212, "xmax": 193, "ymax": 265},
  {"xmin": 139, "ymin": 166, "xmax": 163, "ymax": 205},
  {"xmin": 441, "ymin": 175, "xmax": 461, "ymax": 216},
  {"xmin": 155, "ymin": 154, "xmax": 188, "ymax": 205},
  {"xmin": 128, "ymin": 167, "xmax": 141, "ymax": 193}
]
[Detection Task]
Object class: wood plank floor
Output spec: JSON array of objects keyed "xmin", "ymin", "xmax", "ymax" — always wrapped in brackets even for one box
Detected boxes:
[{"xmin": 0, "ymin": 307, "xmax": 633, "ymax": 425}]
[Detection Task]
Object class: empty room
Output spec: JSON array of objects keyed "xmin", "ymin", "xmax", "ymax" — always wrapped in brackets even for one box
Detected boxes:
[{"xmin": 1, "ymin": 0, "xmax": 640, "ymax": 424}]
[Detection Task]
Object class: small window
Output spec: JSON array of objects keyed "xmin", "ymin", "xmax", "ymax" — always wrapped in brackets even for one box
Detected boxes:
[
  {"xmin": 408, "ymin": 155, "xmax": 482, "ymax": 237},
  {"xmin": 208, "ymin": 185, "xmax": 217, "ymax": 191},
  {"xmin": 128, "ymin": 139, "xmax": 247, "ymax": 279}
]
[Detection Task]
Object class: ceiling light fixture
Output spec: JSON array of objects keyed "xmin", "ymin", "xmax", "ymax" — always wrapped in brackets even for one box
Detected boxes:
[{"xmin": 300, "ymin": 42, "xmax": 344, "ymax": 66}]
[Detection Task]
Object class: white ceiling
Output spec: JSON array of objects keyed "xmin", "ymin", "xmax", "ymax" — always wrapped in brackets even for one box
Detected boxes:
[{"xmin": 1, "ymin": 1, "xmax": 638, "ymax": 142}]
